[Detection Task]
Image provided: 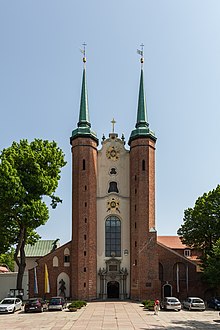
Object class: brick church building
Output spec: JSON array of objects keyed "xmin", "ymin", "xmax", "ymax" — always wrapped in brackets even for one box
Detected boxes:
[{"xmin": 29, "ymin": 53, "xmax": 210, "ymax": 302}]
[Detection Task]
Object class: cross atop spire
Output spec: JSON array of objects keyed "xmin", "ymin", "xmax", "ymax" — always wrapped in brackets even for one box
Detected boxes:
[
  {"xmin": 111, "ymin": 118, "xmax": 116, "ymax": 133},
  {"xmin": 80, "ymin": 42, "xmax": 87, "ymax": 65},
  {"xmin": 137, "ymin": 43, "xmax": 144, "ymax": 66}
]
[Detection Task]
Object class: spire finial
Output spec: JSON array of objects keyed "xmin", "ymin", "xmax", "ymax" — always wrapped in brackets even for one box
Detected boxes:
[
  {"xmin": 80, "ymin": 42, "xmax": 87, "ymax": 65},
  {"xmin": 137, "ymin": 43, "xmax": 144, "ymax": 66},
  {"xmin": 111, "ymin": 118, "xmax": 116, "ymax": 133}
]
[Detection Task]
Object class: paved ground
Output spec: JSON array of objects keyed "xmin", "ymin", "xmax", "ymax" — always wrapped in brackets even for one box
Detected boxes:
[{"xmin": 0, "ymin": 301, "xmax": 220, "ymax": 330}]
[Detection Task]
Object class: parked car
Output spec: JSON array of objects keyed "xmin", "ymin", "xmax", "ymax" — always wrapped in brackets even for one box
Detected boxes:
[
  {"xmin": 207, "ymin": 297, "xmax": 220, "ymax": 310},
  {"xmin": 48, "ymin": 297, "xmax": 66, "ymax": 311},
  {"xmin": 160, "ymin": 297, "xmax": 181, "ymax": 311},
  {"xmin": 24, "ymin": 298, "xmax": 48, "ymax": 313},
  {"xmin": 183, "ymin": 297, "xmax": 205, "ymax": 311},
  {"xmin": 0, "ymin": 297, "xmax": 22, "ymax": 313}
]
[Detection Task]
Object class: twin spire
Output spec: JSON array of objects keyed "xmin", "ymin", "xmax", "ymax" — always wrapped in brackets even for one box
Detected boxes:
[
  {"xmin": 70, "ymin": 44, "xmax": 98, "ymax": 144},
  {"xmin": 70, "ymin": 45, "xmax": 156, "ymax": 144}
]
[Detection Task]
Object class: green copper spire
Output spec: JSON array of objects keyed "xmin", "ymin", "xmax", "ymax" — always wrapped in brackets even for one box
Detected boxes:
[
  {"xmin": 136, "ymin": 67, "xmax": 148, "ymax": 128},
  {"xmin": 128, "ymin": 47, "xmax": 156, "ymax": 145},
  {"xmin": 78, "ymin": 66, "xmax": 90, "ymax": 128},
  {"xmin": 70, "ymin": 46, "xmax": 98, "ymax": 144}
]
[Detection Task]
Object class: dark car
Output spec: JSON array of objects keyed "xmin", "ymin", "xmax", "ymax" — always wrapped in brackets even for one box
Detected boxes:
[
  {"xmin": 208, "ymin": 297, "xmax": 220, "ymax": 310},
  {"xmin": 48, "ymin": 297, "xmax": 66, "ymax": 311},
  {"xmin": 24, "ymin": 298, "xmax": 48, "ymax": 313}
]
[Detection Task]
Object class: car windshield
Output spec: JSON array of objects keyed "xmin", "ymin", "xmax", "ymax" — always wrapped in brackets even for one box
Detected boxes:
[
  {"xmin": 1, "ymin": 299, "xmax": 15, "ymax": 304},
  {"xmin": 192, "ymin": 299, "xmax": 203, "ymax": 303},
  {"xmin": 27, "ymin": 299, "xmax": 39, "ymax": 303},
  {"xmin": 168, "ymin": 299, "xmax": 179, "ymax": 303},
  {"xmin": 50, "ymin": 298, "xmax": 61, "ymax": 304}
]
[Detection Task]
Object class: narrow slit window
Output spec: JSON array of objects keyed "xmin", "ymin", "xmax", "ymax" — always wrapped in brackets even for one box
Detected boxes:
[{"xmin": 142, "ymin": 160, "xmax": 145, "ymax": 171}]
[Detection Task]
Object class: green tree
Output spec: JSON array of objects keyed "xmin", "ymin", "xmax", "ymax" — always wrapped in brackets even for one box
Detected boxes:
[
  {"xmin": 0, "ymin": 139, "xmax": 66, "ymax": 290},
  {"xmin": 202, "ymin": 239, "xmax": 220, "ymax": 288},
  {"xmin": 177, "ymin": 185, "xmax": 220, "ymax": 257},
  {"xmin": 0, "ymin": 248, "xmax": 15, "ymax": 271}
]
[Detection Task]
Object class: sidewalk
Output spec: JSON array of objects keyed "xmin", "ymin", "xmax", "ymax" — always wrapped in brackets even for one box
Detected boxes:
[
  {"xmin": 0, "ymin": 301, "xmax": 219, "ymax": 329},
  {"xmin": 71, "ymin": 301, "xmax": 219, "ymax": 330}
]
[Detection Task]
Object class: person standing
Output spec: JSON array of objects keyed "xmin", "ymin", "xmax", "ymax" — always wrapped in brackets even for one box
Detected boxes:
[{"xmin": 154, "ymin": 299, "xmax": 160, "ymax": 315}]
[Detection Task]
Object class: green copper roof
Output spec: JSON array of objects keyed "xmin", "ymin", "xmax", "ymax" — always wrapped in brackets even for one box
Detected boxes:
[
  {"xmin": 136, "ymin": 68, "xmax": 148, "ymax": 127},
  {"xmin": 78, "ymin": 67, "xmax": 90, "ymax": 127},
  {"xmin": 23, "ymin": 240, "xmax": 60, "ymax": 257},
  {"xmin": 128, "ymin": 67, "xmax": 156, "ymax": 145},
  {"xmin": 70, "ymin": 66, "xmax": 98, "ymax": 143}
]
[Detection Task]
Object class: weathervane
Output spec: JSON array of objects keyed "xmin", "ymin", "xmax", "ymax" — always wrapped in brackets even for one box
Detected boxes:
[
  {"xmin": 111, "ymin": 118, "xmax": 116, "ymax": 133},
  {"xmin": 80, "ymin": 42, "xmax": 87, "ymax": 64},
  {"xmin": 137, "ymin": 43, "xmax": 144, "ymax": 66}
]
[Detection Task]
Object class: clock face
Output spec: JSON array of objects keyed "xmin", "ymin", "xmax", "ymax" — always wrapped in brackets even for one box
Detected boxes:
[{"xmin": 106, "ymin": 146, "xmax": 119, "ymax": 161}]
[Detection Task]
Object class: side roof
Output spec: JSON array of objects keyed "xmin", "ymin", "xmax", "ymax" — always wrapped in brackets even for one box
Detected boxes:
[
  {"xmin": 24, "ymin": 239, "xmax": 60, "ymax": 257},
  {"xmin": 157, "ymin": 236, "xmax": 189, "ymax": 249}
]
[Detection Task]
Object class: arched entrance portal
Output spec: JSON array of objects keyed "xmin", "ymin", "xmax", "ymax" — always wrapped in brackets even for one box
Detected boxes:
[
  {"xmin": 163, "ymin": 284, "xmax": 172, "ymax": 297},
  {"xmin": 107, "ymin": 281, "xmax": 119, "ymax": 299}
]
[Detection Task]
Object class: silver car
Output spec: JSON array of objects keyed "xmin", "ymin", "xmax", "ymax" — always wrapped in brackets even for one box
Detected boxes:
[
  {"xmin": 0, "ymin": 297, "xmax": 22, "ymax": 313},
  {"xmin": 161, "ymin": 297, "xmax": 181, "ymax": 311},
  {"xmin": 183, "ymin": 297, "xmax": 205, "ymax": 311}
]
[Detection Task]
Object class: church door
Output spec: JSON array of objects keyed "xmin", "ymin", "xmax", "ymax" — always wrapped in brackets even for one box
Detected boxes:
[
  {"xmin": 163, "ymin": 284, "xmax": 172, "ymax": 297},
  {"xmin": 107, "ymin": 281, "xmax": 119, "ymax": 298}
]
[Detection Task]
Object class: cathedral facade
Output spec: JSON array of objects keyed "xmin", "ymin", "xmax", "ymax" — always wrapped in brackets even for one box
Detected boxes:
[{"xmin": 29, "ymin": 55, "xmax": 209, "ymax": 302}]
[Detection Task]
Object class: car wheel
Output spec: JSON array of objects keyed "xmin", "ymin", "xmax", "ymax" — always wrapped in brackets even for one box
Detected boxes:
[
  {"xmin": 177, "ymin": 309, "xmax": 181, "ymax": 312},
  {"xmin": 215, "ymin": 306, "xmax": 218, "ymax": 310},
  {"xmin": 12, "ymin": 308, "xmax": 15, "ymax": 313}
]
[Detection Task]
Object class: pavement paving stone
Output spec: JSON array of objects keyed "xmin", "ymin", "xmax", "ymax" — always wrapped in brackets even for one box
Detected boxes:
[{"xmin": 1, "ymin": 301, "xmax": 220, "ymax": 329}]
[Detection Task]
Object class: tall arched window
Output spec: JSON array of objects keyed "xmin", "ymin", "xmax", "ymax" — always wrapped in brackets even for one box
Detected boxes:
[{"xmin": 105, "ymin": 216, "xmax": 121, "ymax": 257}]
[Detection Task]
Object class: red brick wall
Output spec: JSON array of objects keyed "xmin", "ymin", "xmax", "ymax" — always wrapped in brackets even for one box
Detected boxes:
[
  {"xmin": 71, "ymin": 137, "xmax": 98, "ymax": 300},
  {"xmin": 158, "ymin": 244, "xmax": 209, "ymax": 300},
  {"xmin": 130, "ymin": 137, "xmax": 161, "ymax": 300},
  {"xmin": 29, "ymin": 242, "xmax": 71, "ymax": 299}
]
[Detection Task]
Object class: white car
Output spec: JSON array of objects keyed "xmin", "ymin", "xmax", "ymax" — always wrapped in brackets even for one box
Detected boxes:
[
  {"xmin": 183, "ymin": 297, "xmax": 205, "ymax": 311},
  {"xmin": 0, "ymin": 297, "xmax": 22, "ymax": 313},
  {"xmin": 161, "ymin": 297, "xmax": 181, "ymax": 311}
]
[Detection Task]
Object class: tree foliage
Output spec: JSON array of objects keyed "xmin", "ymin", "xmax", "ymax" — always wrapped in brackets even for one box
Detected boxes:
[
  {"xmin": 0, "ymin": 248, "xmax": 15, "ymax": 271},
  {"xmin": 0, "ymin": 139, "xmax": 66, "ymax": 289},
  {"xmin": 202, "ymin": 239, "xmax": 220, "ymax": 288},
  {"xmin": 177, "ymin": 185, "xmax": 220, "ymax": 256}
]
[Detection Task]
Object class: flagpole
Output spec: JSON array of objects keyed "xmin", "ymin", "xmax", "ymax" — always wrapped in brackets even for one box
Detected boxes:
[
  {"xmin": 44, "ymin": 264, "xmax": 50, "ymax": 295},
  {"xmin": 34, "ymin": 266, "xmax": 38, "ymax": 296}
]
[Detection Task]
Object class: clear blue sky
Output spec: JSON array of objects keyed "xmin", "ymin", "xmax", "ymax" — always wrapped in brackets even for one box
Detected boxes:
[{"xmin": 1, "ymin": 1, "xmax": 220, "ymax": 244}]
